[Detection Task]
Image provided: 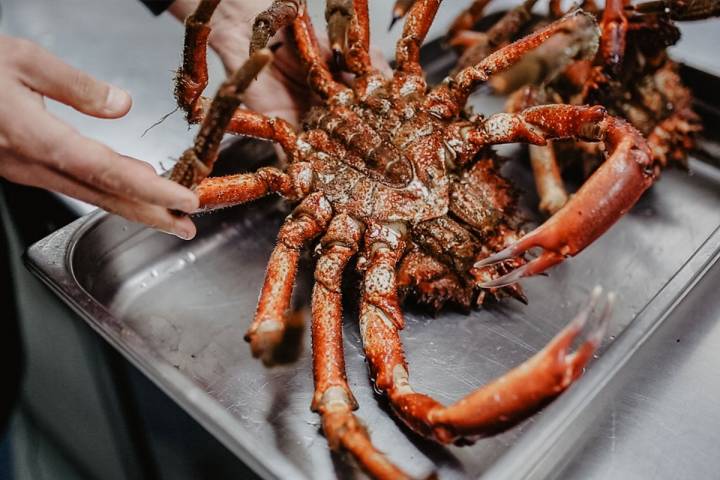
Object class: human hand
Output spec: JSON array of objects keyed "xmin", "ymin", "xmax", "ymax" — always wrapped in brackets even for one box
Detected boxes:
[
  {"xmin": 0, "ymin": 35, "xmax": 199, "ymax": 239},
  {"xmin": 169, "ymin": 0, "xmax": 391, "ymax": 126}
]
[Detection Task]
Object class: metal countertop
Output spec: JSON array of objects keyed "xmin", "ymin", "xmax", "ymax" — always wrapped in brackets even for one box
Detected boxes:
[{"xmin": 4, "ymin": 1, "xmax": 720, "ymax": 479}]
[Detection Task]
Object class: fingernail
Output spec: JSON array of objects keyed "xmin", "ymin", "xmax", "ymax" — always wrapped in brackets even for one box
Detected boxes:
[
  {"xmin": 174, "ymin": 228, "xmax": 195, "ymax": 241},
  {"xmin": 105, "ymin": 86, "xmax": 131, "ymax": 114}
]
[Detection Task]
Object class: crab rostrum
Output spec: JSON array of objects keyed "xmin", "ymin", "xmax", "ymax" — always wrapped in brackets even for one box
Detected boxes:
[{"xmin": 167, "ymin": 1, "xmax": 643, "ymax": 478}]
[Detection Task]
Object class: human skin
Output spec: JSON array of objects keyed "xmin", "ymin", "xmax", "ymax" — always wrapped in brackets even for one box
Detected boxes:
[
  {"xmin": 168, "ymin": 0, "xmax": 391, "ymax": 126},
  {"xmin": 0, "ymin": 35, "xmax": 199, "ymax": 239}
]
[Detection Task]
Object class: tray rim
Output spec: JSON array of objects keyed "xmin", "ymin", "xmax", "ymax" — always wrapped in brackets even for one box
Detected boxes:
[
  {"xmin": 24, "ymin": 54, "xmax": 720, "ymax": 477},
  {"xmin": 24, "ymin": 211, "xmax": 307, "ymax": 480},
  {"xmin": 482, "ymin": 220, "xmax": 720, "ymax": 479},
  {"xmin": 24, "ymin": 194, "xmax": 720, "ymax": 480}
]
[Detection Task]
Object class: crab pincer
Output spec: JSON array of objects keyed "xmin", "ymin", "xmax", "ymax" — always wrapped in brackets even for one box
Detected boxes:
[{"xmin": 476, "ymin": 109, "xmax": 656, "ymax": 288}]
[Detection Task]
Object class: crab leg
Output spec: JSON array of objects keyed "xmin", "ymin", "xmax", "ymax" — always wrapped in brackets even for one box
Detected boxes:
[
  {"xmin": 245, "ymin": 193, "xmax": 332, "ymax": 365},
  {"xmin": 250, "ymin": 0, "xmax": 300, "ymax": 54},
  {"xmin": 452, "ymin": 0, "xmax": 540, "ymax": 72},
  {"xmin": 194, "ymin": 162, "xmax": 312, "ymax": 212},
  {"xmin": 450, "ymin": 11, "xmax": 598, "ymax": 107},
  {"xmin": 529, "ymin": 143, "xmax": 569, "ymax": 215},
  {"xmin": 171, "ymin": 49, "xmax": 274, "ymax": 188},
  {"xmin": 549, "ymin": 0, "xmax": 565, "ymax": 17},
  {"xmin": 395, "ymin": 0, "xmax": 442, "ymax": 77},
  {"xmin": 173, "ymin": 0, "xmax": 299, "ymax": 154},
  {"xmin": 292, "ymin": 5, "xmax": 351, "ymax": 101},
  {"xmin": 326, "ymin": 0, "xmax": 372, "ymax": 76},
  {"xmin": 473, "ymin": 104, "xmax": 655, "ymax": 287},
  {"xmin": 599, "ymin": 0, "xmax": 629, "ymax": 73},
  {"xmin": 311, "ymin": 215, "xmax": 410, "ymax": 480},
  {"xmin": 361, "ymin": 226, "xmax": 612, "ymax": 442}
]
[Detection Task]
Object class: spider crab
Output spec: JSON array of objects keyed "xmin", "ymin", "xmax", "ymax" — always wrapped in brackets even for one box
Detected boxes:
[
  {"xmin": 168, "ymin": 1, "xmax": 646, "ymax": 477},
  {"xmin": 502, "ymin": 0, "xmax": 716, "ymax": 215},
  {"xmin": 434, "ymin": 0, "xmax": 716, "ymax": 216}
]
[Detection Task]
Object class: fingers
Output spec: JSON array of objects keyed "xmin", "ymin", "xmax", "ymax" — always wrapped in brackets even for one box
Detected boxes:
[
  {"xmin": 12, "ymin": 38, "xmax": 131, "ymax": 118},
  {"xmin": 0, "ymin": 158, "xmax": 197, "ymax": 240},
  {"xmin": 32, "ymin": 111, "xmax": 200, "ymax": 213}
]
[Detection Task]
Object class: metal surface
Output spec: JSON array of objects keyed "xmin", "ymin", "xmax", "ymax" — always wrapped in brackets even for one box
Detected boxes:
[
  {"xmin": 25, "ymin": 97, "xmax": 720, "ymax": 480},
  {"xmin": 11, "ymin": 1, "xmax": 720, "ymax": 479}
]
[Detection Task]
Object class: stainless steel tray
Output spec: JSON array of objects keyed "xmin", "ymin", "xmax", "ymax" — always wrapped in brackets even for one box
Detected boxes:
[{"xmin": 25, "ymin": 52, "xmax": 720, "ymax": 478}]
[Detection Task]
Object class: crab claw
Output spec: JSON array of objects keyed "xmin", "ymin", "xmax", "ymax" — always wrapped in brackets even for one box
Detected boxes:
[{"xmin": 476, "ymin": 115, "xmax": 656, "ymax": 288}]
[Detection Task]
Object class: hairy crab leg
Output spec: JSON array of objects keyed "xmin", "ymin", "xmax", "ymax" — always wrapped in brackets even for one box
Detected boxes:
[
  {"xmin": 361, "ymin": 225, "xmax": 612, "ymax": 442},
  {"xmin": 250, "ymin": 0, "xmax": 300, "ymax": 54},
  {"xmin": 311, "ymin": 215, "xmax": 410, "ymax": 480},
  {"xmin": 529, "ymin": 143, "xmax": 569, "ymax": 215},
  {"xmin": 292, "ymin": 4, "xmax": 352, "ymax": 101},
  {"xmin": 170, "ymin": 49, "xmax": 274, "ymax": 188},
  {"xmin": 174, "ymin": 0, "xmax": 220, "ymax": 120},
  {"xmin": 472, "ymin": 104, "xmax": 655, "ymax": 287},
  {"xmin": 193, "ymin": 163, "xmax": 313, "ymax": 212},
  {"xmin": 245, "ymin": 193, "xmax": 332, "ymax": 365},
  {"xmin": 173, "ymin": 0, "xmax": 299, "ymax": 154}
]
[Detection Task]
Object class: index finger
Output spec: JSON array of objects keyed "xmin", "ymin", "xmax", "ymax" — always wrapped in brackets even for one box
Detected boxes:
[
  {"xmin": 13, "ymin": 39, "xmax": 131, "ymax": 119},
  {"xmin": 34, "ymin": 113, "xmax": 199, "ymax": 213}
]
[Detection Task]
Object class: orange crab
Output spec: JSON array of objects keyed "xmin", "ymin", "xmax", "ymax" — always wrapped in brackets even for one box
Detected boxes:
[{"xmin": 166, "ymin": 1, "xmax": 647, "ymax": 477}]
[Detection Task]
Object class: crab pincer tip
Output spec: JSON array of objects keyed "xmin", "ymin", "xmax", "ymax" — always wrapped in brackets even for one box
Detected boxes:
[
  {"xmin": 474, "ymin": 246, "xmax": 516, "ymax": 269},
  {"xmin": 389, "ymin": 14, "xmax": 401, "ymax": 31}
]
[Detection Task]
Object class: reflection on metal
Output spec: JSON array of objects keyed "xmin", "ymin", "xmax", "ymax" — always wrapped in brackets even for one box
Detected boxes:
[
  {"xmin": 11, "ymin": 0, "xmax": 720, "ymax": 477},
  {"xmin": 26, "ymin": 134, "xmax": 720, "ymax": 478}
]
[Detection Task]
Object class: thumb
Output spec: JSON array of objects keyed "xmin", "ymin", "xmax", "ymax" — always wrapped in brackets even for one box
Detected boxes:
[{"xmin": 16, "ymin": 40, "xmax": 132, "ymax": 118}]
